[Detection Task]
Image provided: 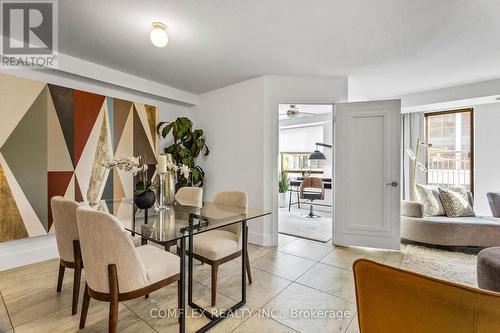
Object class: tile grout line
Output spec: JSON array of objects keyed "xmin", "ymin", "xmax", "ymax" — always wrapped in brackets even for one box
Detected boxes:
[
  {"xmin": 234, "ymin": 244, "xmax": 326, "ymax": 333},
  {"xmin": 0, "ymin": 290, "xmax": 14, "ymax": 332},
  {"xmin": 343, "ymin": 310, "xmax": 357, "ymax": 333}
]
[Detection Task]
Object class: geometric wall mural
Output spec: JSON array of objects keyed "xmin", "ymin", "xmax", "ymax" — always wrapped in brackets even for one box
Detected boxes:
[{"xmin": 0, "ymin": 73, "xmax": 157, "ymax": 242}]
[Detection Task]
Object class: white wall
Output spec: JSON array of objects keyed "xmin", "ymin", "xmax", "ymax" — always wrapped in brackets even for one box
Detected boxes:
[
  {"xmin": 0, "ymin": 69, "xmax": 193, "ymax": 271},
  {"xmin": 193, "ymin": 75, "xmax": 347, "ymax": 246},
  {"xmin": 279, "ymin": 126, "xmax": 323, "ymax": 153},
  {"xmin": 191, "ymin": 77, "xmax": 266, "ymax": 243},
  {"xmin": 474, "ymin": 103, "xmax": 500, "ymax": 216}
]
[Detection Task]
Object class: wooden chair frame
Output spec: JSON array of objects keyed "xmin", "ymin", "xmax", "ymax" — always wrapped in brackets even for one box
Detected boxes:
[
  {"xmin": 56, "ymin": 240, "xmax": 83, "ymax": 315},
  {"xmin": 187, "ymin": 225, "xmax": 252, "ymax": 307},
  {"xmin": 79, "ymin": 264, "xmax": 181, "ymax": 333}
]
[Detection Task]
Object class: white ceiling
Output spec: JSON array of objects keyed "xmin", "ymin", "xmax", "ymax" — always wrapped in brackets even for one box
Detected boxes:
[{"xmin": 59, "ymin": 0, "xmax": 500, "ymax": 97}]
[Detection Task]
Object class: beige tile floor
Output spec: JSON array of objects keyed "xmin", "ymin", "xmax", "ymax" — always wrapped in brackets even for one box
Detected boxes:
[{"xmin": 0, "ymin": 234, "xmax": 405, "ymax": 333}]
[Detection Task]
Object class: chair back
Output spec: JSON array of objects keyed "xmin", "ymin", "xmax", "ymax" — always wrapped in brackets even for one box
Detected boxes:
[
  {"xmin": 51, "ymin": 196, "xmax": 80, "ymax": 262},
  {"xmin": 76, "ymin": 207, "xmax": 148, "ymax": 294},
  {"xmin": 213, "ymin": 191, "xmax": 248, "ymax": 239},
  {"xmin": 353, "ymin": 259, "xmax": 500, "ymax": 333},
  {"xmin": 299, "ymin": 177, "xmax": 325, "ymax": 200},
  {"xmin": 175, "ymin": 187, "xmax": 203, "ymax": 208}
]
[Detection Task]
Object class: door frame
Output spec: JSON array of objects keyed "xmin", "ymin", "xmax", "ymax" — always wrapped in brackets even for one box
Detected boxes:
[{"xmin": 273, "ymin": 103, "xmax": 336, "ymax": 244}]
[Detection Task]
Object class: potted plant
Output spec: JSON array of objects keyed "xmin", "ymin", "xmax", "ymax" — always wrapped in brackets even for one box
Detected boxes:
[
  {"xmin": 104, "ymin": 156, "xmax": 157, "ymax": 209},
  {"xmin": 278, "ymin": 172, "xmax": 289, "ymax": 208},
  {"xmin": 157, "ymin": 117, "xmax": 209, "ymax": 189}
]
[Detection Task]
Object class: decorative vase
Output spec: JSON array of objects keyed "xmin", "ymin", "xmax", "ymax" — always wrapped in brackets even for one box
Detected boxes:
[
  {"xmin": 279, "ymin": 192, "xmax": 287, "ymax": 208},
  {"xmin": 134, "ymin": 190, "xmax": 156, "ymax": 210},
  {"xmin": 163, "ymin": 153, "xmax": 176, "ymax": 205}
]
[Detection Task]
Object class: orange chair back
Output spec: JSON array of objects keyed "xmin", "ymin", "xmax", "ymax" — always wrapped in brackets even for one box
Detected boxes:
[
  {"xmin": 299, "ymin": 177, "xmax": 325, "ymax": 200},
  {"xmin": 353, "ymin": 259, "xmax": 500, "ymax": 333}
]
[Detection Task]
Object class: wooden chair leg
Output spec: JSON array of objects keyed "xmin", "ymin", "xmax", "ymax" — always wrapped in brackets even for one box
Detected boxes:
[
  {"xmin": 56, "ymin": 261, "xmax": 65, "ymax": 292},
  {"xmin": 108, "ymin": 264, "xmax": 119, "ymax": 333},
  {"xmin": 245, "ymin": 251, "xmax": 252, "ymax": 284},
  {"xmin": 177, "ymin": 280, "xmax": 182, "ymax": 324},
  {"xmin": 72, "ymin": 265, "xmax": 82, "ymax": 315},
  {"xmin": 211, "ymin": 264, "xmax": 219, "ymax": 307},
  {"xmin": 72, "ymin": 240, "xmax": 82, "ymax": 315},
  {"xmin": 79, "ymin": 284, "xmax": 90, "ymax": 329}
]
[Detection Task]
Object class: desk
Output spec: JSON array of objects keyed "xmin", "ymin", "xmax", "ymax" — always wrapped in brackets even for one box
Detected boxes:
[{"xmin": 288, "ymin": 177, "xmax": 333, "ymax": 210}]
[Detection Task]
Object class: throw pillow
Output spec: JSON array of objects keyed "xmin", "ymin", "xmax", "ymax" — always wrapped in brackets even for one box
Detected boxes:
[
  {"xmin": 415, "ymin": 184, "xmax": 446, "ymax": 216},
  {"xmin": 438, "ymin": 187, "xmax": 475, "ymax": 217}
]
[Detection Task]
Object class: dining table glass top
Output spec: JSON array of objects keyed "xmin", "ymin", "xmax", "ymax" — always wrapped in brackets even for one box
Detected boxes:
[{"xmin": 94, "ymin": 199, "xmax": 270, "ymax": 244}]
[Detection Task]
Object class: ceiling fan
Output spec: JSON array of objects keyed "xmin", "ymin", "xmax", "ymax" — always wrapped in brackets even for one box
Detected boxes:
[{"xmin": 280, "ymin": 105, "xmax": 317, "ymax": 119}]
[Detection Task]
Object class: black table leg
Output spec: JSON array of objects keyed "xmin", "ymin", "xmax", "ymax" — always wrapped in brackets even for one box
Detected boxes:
[
  {"xmin": 141, "ymin": 209, "xmax": 148, "ymax": 245},
  {"xmin": 179, "ymin": 237, "xmax": 186, "ymax": 333},
  {"xmin": 241, "ymin": 220, "xmax": 247, "ymax": 303},
  {"xmin": 297, "ymin": 187, "xmax": 301, "ymax": 208},
  {"xmin": 132, "ymin": 206, "xmax": 136, "ymax": 237},
  {"xmin": 189, "ymin": 221, "xmax": 248, "ymax": 333},
  {"xmin": 288, "ymin": 188, "xmax": 292, "ymax": 211},
  {"xmin": 188, "ymin": 232, "xmax": 193, "ymax": 305}
]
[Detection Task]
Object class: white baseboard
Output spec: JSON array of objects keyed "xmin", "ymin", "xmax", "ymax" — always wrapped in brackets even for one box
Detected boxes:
[{"xmin": 0, "ymin": 234, "xmax": 58, "ymax": 271}]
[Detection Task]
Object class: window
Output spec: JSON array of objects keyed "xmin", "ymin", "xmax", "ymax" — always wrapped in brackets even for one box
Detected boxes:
[
  {"xmin": 425, "ymin": 109, "xmax": 473, "ymax": 192},
  {"xmin": 280, "ymin": 153, "xmax": 324, "ymax": 178}
]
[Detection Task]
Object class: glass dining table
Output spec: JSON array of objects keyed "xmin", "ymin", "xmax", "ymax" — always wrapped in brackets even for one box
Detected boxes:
[{"xmin": 96, "ymin": 198, "xmax": 271, "ymax": 333}]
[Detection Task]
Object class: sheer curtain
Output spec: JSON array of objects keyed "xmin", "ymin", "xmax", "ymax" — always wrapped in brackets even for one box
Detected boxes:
[{"xmin": 401, "ymin": 112, "xmax": 425, "ymax": 200}]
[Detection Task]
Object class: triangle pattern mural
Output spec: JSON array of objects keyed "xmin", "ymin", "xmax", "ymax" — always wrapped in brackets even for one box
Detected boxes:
[
  {"xmin": 74, "ymin": 90, "xmax": 106, "ymax": 166},
  {"xmin": 0, "ymin": 163, "xmax": 28, "ymax": 241},
  {"xmin": 47, "ymin": 90, "xmax": 73, "ymax": 172},
  {"xmin": 0, "ymin": 73, "xmax": 157, "ymax": 242},
  {"xmin": 113, "ymin": 99, "xmax": 132, "ymax": 154},
  {"xmin": 48, "ymin": 84, "xmax": 75, "ymax": 163},
  {"xmin": 133, "ymin": 105, "xmax": 157, "ymax": 165},
  {"xmin": 47, "ymin": 171, "xmax": 74, "ymax": 230},
  {"xmin": 1, "ymin": 86, "xmax": 48, "ymax": 231}
]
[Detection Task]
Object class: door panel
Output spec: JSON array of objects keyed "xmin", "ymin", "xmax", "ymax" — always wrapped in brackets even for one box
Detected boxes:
[{"xmin": 334, "ymin": 100, "xmax": 401, "ymax": 250}]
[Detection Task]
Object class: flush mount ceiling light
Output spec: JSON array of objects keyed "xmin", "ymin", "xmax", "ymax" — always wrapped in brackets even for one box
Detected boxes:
[{"xmin": 150, "ymin": 22, "xmax": 168, "ymax": 47}]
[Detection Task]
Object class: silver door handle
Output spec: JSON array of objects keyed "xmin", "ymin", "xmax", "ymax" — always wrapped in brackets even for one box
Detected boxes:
[{"xmin": 386, "ymin": 181, "xmax": 398, "ymax": 187}]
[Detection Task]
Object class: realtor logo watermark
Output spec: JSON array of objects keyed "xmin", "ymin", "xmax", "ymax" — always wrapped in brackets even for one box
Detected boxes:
[{"xmin": 1, "ymin": 0, "xmax": 58, "ymax": 68}]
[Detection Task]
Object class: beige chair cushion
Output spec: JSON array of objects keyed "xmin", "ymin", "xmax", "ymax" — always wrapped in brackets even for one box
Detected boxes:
[
  {"xmin": 51, "ymin": 197, "xmax": 80, "ymax": 262},
  {"xmin": 175, "ymin": 187, "xmax": 203, "ymax": 208},
  {"xmin": 193, "ymin": 230, "xmax": 241, "ymax": 261},
  {"xmin": 77, "ymin": 207, "xmax": 149, "ymax": 293},
  {"xmin": 213, "ymin": 191, "xmax": 248, "ymax": 237},
  {"xmin": 136, "ymin": 245, "xmax": 180, "ymax": 284}
]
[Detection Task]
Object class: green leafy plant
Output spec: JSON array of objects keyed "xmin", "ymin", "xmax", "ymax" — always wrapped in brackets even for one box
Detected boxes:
[
  {"xmin": 278, "ymin": 172, "xmax": 290, "ymax": 193},
  {"xmin": 157, "ymin": 117, "xmax": 209, "ymax": 188}
]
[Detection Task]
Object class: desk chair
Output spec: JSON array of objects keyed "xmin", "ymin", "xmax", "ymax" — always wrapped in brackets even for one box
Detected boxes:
[{"xmin": 299, "ymin": 177, "xmax": 325, "ymax": 218}]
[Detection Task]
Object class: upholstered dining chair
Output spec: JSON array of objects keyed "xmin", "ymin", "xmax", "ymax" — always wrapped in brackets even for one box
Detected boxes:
[
  {"xmin": 299, "ymin": 177, "xmax": 325, "ymax": 218},
  {"xmin": 353, "ymin": 259, "xmax": 500, "ymax": 333},
  {"xmin": 76, "ymin": 207, "xmax": 181, "ymax": 333},
  {"xmin": 190, "ymin": 191, "xmax": 251, "ymax": 306},
  {"xmin": 175, "ymin": 186, "xmax": 203, "ymax": 208},
  {"xmin": 51, "ymin": 196, "xmax": 82, "ymax": 315}
]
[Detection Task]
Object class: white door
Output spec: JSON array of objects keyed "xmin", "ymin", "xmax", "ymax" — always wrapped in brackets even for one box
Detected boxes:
[{"xmin": 334, "ymin": 100, "xmax": 401, "ymax": 250}]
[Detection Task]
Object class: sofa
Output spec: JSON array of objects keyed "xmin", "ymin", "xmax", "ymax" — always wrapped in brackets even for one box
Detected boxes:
[{"xmin": 401, "ymin": 201, "xmax": 500, "ymax": 247}]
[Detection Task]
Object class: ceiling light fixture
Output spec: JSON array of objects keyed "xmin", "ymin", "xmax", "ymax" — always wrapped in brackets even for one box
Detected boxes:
[{"xmin": 150, "ymin": 22, "xmax": 168, "ymax": 48}]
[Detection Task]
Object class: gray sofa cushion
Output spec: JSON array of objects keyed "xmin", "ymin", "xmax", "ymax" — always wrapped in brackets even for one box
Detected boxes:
[
  {"xmin": 477, "ymin": 247, "xmax": 500, "ymax": 292},
  {"xmin": 487, "ymin": 192, "xmax": 500, "ymax": 218},
  {"xmin": 401, "ymin": 215, "xmax": 500, "ymax": 247}
]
